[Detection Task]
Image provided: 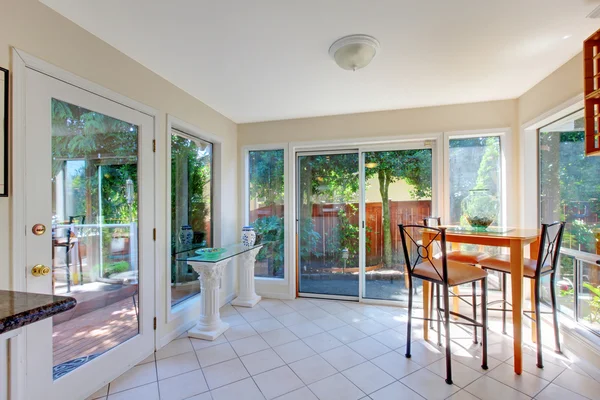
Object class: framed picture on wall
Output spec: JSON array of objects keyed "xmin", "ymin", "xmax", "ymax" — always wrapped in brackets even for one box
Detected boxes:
[{"xmin": 0, "ymin": 66, "xmax": 7, "ymax": 197}]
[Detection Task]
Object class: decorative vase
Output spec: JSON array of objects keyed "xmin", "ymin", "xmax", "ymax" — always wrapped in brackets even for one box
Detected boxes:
[
  {"xmin": 461, "ymin": 189, "xmax": 499, "ymax": 230},
  {"xmin": 241, "ymin": 226, "xmax": 256, "ymax": 247},
  {"xmin": 179, "ymin": 225, "xmax": 194, "ymax": 245}
]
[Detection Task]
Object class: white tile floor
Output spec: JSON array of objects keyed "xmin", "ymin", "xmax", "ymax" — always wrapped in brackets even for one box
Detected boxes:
[{"xmin": 88, "ymin": 298, "xmax": 600, "ymax": 400}]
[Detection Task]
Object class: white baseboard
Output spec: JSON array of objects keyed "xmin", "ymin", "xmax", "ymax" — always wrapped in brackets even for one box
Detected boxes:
[
  {"xmin": 159, "ymin": 291, "xmax": 237, "ymax": 348},
  {"xmin": 561, "ymin": 323, "xmax": 600, "ymax": 373}
]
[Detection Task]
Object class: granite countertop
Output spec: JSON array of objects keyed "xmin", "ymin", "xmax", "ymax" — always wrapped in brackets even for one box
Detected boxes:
[{"xmin": 0, "ymin": 290, "xmax": 77, "ymax": 335}]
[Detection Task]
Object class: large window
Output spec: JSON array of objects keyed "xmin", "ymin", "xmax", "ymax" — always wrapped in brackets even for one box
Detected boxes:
[
  {"xmin": 448, "ymin": 136, "xmax": 503, "ymax": 290},
  {"xmin": 248, "ymin": 149, "xmax": 285, "ymax": 279},
  {"xmin": 539, "ymin": 110, "xmax": 600, "ymax": 334},
  {"xmin": 170, "ymin": 130, "xmax": 213, "ymax": 306},
  {"xmin": 448, "ymin": 136, "xmax": 502, "ymax": 226}
]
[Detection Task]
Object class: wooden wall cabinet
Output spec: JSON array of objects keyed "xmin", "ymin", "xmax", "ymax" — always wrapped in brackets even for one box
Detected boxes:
[{"xmin": 584, "ymin": 28, "xmax": 600, "ymax": 156}]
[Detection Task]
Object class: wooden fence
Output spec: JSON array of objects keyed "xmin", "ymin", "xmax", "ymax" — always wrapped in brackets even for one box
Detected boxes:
[{"xmin": 250, "ymin": 201, "xmax": 431, "ymax": 268}]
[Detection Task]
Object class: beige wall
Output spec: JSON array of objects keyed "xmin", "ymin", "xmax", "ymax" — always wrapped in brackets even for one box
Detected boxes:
[
  {"xmin": 518, "ymin": 53, "xmax": 583, "ymax": 125},
  {"xmin": 0, "ymin": 0, "xmax": 238, "ymax": 351},
  {"xmin": 239, "ymin": 100, "xmax": 517, "ymax": 145}
]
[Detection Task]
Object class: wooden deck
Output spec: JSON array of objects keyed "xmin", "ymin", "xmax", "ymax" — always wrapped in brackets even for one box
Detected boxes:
[{"xmin": 53, "ymin": 296, "xmax": 138, "ymax": 367}]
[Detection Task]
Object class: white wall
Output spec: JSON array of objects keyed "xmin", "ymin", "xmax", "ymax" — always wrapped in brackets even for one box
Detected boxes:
[{"xmin": 0, "ymin": 0, "xmax": 239, "ymax": 351}]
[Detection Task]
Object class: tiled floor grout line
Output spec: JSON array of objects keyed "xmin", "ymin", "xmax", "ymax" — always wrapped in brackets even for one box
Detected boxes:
[{"xmin": 105, "ymin": 299, "xmax": 600, "ymax": 400}]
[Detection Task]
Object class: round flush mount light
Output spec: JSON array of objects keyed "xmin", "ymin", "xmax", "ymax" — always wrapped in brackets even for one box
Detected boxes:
[{"xmin": 329, "ymin": 34, "xmax": 380, "ymax": 71}]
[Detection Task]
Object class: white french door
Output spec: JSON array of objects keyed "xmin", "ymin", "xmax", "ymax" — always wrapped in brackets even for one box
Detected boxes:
[
  {"xmin": 23, "ymin": 68, "xmax": 155, "ymax": 400},
  {"xmin": 295, "ymin": 141, "xmax": 438, "ymax": 302}
]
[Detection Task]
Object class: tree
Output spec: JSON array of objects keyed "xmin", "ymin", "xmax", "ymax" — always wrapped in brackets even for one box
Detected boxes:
[{"xmin": 364, "ymin": 150, "xmax": 432, "ymax": 267}]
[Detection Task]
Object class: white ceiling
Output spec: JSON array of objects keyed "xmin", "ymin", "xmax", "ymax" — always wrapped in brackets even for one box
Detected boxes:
[{"xmin": 41, "ymin": 0, "xmax": 600, "ymax": 123}]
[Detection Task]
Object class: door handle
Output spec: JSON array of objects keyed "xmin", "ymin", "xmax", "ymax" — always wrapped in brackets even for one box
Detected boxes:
[{"xmin": 31, "ymin": 264, "xmax": 51, "ymax": 277}]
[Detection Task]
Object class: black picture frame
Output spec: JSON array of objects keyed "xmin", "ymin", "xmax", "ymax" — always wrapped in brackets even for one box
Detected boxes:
[{"xmin": 0, "ymin": 66, "xmax": 7, "ymax": 197}]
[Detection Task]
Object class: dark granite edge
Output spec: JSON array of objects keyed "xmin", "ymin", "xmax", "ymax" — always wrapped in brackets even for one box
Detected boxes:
[{"xmin": 0, "ymin": 295, "xmax": 77, "ymax": 335}]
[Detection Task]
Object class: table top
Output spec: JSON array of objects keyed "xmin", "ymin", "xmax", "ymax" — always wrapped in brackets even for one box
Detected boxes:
[
  {"xmin": 425, "ymin": 226, "xmax": 541, "ymax": 240},
  {"xmin": 172, "ymin": 241, "xmax": 207, "ymax": 256},
  {"xmin": 176, "ymin": 242, "xmax": 265, "ymax": 263},
  {"xmin": 0, "ymin": 290, "xmax": 77, "ymax": 335}
]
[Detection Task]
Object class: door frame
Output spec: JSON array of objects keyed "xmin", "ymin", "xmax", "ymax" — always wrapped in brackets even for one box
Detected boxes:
[
  {"xmin": 289, "ymin": 133, "xmax": 443, "ymax": 304},
  {"xmin": 11, "ymin": 48, "xmax": 160, "ymax": 400}
]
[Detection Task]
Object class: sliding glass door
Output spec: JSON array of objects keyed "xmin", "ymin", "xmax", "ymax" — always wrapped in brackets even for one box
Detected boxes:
[
  {"xmin": 296, "ymin": 143, "xmax": 435, "ymax": 301},
  {"xmin": 297, "ymin": 152, "xmax": 360, "ymax": 297},
  {"xmin": 362, "ymin": 148, "xmax": 433, "ymax": 301}
]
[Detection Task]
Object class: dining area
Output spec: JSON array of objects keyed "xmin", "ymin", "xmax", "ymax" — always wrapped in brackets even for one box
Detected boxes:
[{"xmin": 398, "ymin": 218, "xmax": 565, "ymax": 386}]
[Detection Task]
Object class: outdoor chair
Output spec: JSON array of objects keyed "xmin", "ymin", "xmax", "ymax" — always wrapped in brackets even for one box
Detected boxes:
[
  {"xmin": 479, "ymin": 221, "xmax": 565, "ymax": 368},
  {"xmin": 399, "ymin": 224, "xmax": 489, "ymax": 384},
  {"xmin": 52, "ymin": 215, "xmax": 85, "ymax": 292}
]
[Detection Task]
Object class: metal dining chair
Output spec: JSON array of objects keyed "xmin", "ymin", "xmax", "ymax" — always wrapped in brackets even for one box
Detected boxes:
[
  {"xmin": 399, "ymin": 224, "xmax": 489, "ymax": 384},
  {"xmin": 423, "ymin": 217, "xmax": 490, "ymax": 344},
  {"xmin": 479, "ymin": 221, "xmax": 565, "ymax": 368}
]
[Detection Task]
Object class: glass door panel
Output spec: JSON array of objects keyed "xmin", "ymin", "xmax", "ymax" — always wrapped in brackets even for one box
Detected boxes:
[
  {"xmin": 24, "ymin": 68, "xmax": 154, "ymax": 399},
  {"xmin": 362, "ymin": 149, "xmax": 433, "ymax": 301},
  {"xmin": 297, "ymin": 152, "xmax": 360, "ymax": 297},
  {"xmin": 51, "ymin": 99, "xmax": 141, "ymax": 378}
]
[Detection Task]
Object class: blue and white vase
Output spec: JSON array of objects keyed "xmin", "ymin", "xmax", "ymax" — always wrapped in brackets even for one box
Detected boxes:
[
  {"xmin": 241, "ymin": 226, "xmax": 256, "ymax": 247},
  {"xmin": 179, "ymin": 225, "xmax": 194, "ymax": 245}
]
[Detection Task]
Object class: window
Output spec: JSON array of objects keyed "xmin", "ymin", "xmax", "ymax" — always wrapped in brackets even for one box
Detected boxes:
[
  {"xmin": 448, "ymin": 136, "xmax": 502, "ymax": 227},
  {"xmin": 248, "ymin": 149, "xmax": 285, "ymax": 279},
  {"xmin": 170, "ymin": 130, "xmax": 213, "ymax": 306},
  {"xmin": 539, "ymin": 110, "xmax": 600, "ymax": 334},
  {"xmin": 448, "ymin": 136, "xmax": 503, "ymax": 289}
]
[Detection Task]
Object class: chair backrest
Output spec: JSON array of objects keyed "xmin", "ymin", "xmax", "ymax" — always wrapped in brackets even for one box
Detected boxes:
[
  {"xmin": 399, "ymin": 224, "xmax": 449, "ymax": 284},
  {"xmin": 423, "ymin": 217, "xmax": 441, "ymax": 227},
  {"xmin": 67, "ymin": 215, "xmax": 86, "ymax": 239},
  {"xmin": 535, "ymin": 221, "xmax": 565, "ymax": 278}
]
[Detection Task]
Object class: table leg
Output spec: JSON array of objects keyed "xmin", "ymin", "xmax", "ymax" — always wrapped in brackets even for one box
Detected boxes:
[
  {"xmin": 510, "ymin": 239, "xmax": 525, "ymax": 374},
  {"xmin": 529, "ymin": 239, "xmax": 541, "ymax": 343},
  {"xmin": 423, "ymin": 280, "xmax": 430, "ymax": 341},
  {"xmin": 188, "ymin": 260, "xmax": 230, "ymax": 340},
  {"xmin": 232, "ymin": 247, "xmax": 262, "ymax": 307},
  {"xmin": 451, "ymin": 243, "xmax": 460, "ymax": 320}
]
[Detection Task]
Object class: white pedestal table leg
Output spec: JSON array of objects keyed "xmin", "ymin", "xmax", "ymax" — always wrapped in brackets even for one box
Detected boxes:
[
  {"xmin": 231, "ymin": 247, "xmax": 262, "ymax": 308},
  {"xmin": 187, "ymin": 259, "xmax": 230, "ymax": 340}
]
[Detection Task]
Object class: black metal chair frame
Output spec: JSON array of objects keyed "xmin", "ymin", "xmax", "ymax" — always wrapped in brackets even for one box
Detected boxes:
[
  {"xmin": 53, "ymin": 215, "xmax": 86, "ymax": 292},
  {"xmin": 399, "ymin": 224, "xmax": 489, "ymax": 385},
  {"xmin": 482, "ymin": 221, "xmax": 565, "ymax": 369},
  {"xmin": 423, "ymin": 217, "xmax": 483, "ymax": 345}
]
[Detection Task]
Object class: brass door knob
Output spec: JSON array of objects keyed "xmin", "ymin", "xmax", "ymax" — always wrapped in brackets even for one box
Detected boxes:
[{"xmin": 32, "ymin": 265, "xmax": 51, "ymax": 277}]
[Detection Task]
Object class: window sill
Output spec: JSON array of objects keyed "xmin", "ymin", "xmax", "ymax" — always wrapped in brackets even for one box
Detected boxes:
[{"xmin": 560, "ymin": 318, "xmax": 600, "ymax": 367}]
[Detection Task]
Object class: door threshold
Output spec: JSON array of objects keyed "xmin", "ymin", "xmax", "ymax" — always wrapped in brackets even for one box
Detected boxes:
[{"xmin": 298, "ymin": 293, "xmax": 358, "ymax": 302}]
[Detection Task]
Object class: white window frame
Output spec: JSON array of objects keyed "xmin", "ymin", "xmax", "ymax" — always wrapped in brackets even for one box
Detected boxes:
[
  {"xmin": 520, "ymin": 94, "xmax": 600, "ymax": 346},
  {"xmin": 520, "ymin": 95, "xmax": 583, "ymax": 229},
  {"xmin": 166, "ymin": 115, "xmax": 223, "ymax": 321},
  {"xmin": 242, "ymin": 144, "xmax": 289, "ymax": 288},
  {"xmin": 443, "ymin": 128, "xmax": 512, "ymax": 228}
]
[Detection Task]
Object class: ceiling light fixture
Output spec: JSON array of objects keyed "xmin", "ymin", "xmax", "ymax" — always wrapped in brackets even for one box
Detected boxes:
[{"xmin": 329, "ymin": 34, "xmax": 380, "ymax": 71}]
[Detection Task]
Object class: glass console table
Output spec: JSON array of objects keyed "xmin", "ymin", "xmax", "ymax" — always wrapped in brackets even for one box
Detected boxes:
[{"xmin": 176, "ymin": 243, "xmax": 265, "ymax": 340}]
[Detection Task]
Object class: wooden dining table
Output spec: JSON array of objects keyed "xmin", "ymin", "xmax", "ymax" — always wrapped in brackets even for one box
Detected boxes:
[{"xmin": 421, "ymin": 227, "xmax": 541, "ymax": 375}]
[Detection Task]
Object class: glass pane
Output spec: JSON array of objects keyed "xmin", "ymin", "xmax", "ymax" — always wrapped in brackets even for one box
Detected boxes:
[
  {"xmin": 579, "ymin": 260, "xmax": 600, "ymax": 332},
  {"xmin": 539, "ymin": 111, "xmax": 600, "ymax": 255},
  {"xmin": 51, "ymin": 99, "xmax": 139, "ymax": 379},
  {"xmin": 248, "ymin": 150, "xmax": 285, "ymax": 278},
  {"xmin": 449, "ymin": 136, "xmax": 503, "ymax": 290},
  {"xmin": 298, "ymin": 153, "xmax": 359, "ymax": 296},
  {"xmin": 539, "ymin": 110, "xmax": 600, "ymax": 334},
  {"xmin": 363, "ymin": 149, "xmax": 432, "ymax": 301},
  {"xmin": 170, "ymin": 132, "xmax": 213, "ymax": 306}
]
